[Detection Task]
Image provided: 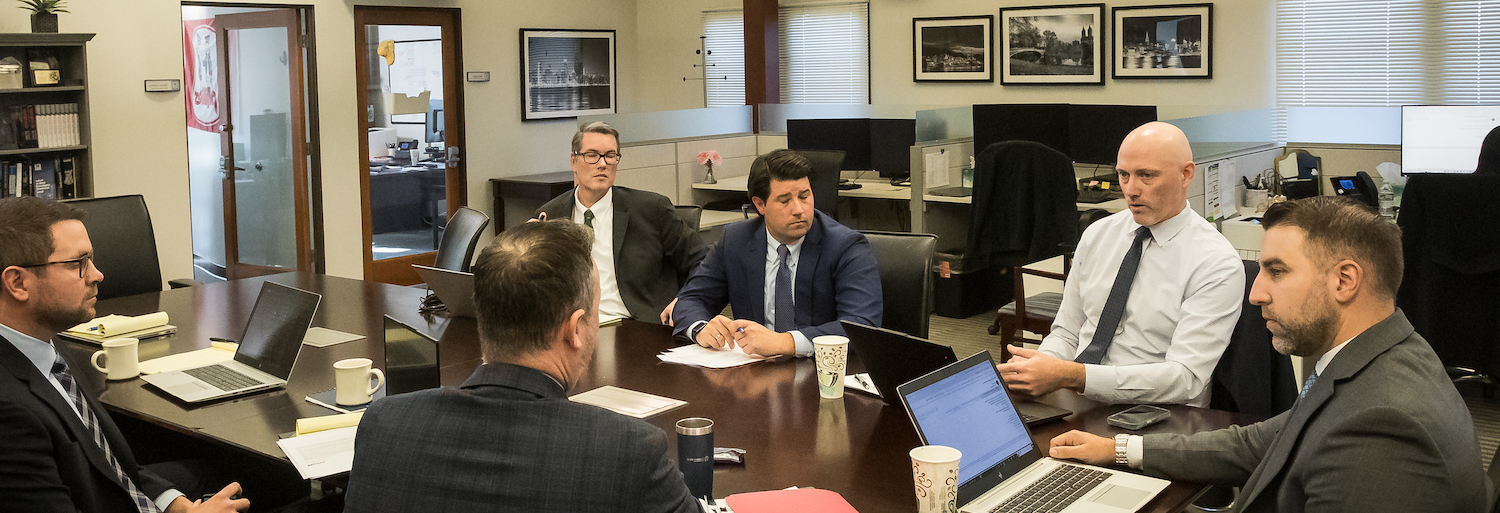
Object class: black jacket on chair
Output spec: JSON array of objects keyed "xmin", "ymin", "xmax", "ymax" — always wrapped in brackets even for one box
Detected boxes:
[
  {"xmin": 966, "ymin": 141, "xmax": 1080, "ymax": 268},
  {"xmin": 1210, "ymin": 260, "xmax": 1297, "ymax": 418}
]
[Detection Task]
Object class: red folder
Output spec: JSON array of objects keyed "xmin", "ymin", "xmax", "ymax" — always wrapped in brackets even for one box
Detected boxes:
[{"xmin": 724, "ymin": 488, "xmax": 859, "ymax": 513}]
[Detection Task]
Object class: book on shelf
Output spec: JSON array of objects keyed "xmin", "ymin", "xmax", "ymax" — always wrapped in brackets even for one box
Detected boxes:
[
  {"xmin": 2, "ymin": 103, "xmax": 80, "ymax": 149},
  {"xmin": 31, "ymin": 157, "xmax": 55, "ymax": 200},
  {"xmin": 58, "ymin": 155, "xmax": 76, "ymax": 199}
]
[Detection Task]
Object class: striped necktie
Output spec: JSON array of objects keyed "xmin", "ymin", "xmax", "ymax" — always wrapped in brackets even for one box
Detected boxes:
[
  {"xmin": 51, "ymin": 352, "xmax": 158, "ymax": 513},
  {"xmin": 1075, "ymin": 226, "xmax": 1152, "ymax": 365}
]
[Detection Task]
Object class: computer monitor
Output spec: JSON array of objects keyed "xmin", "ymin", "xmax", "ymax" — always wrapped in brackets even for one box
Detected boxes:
[
  {"xmin": 972, "ymin": 104, "xmax": 1071, "ymax": 157},
  {"xmin": 787, "ymin": 118, "xmax": 873, "ymax": 170},
  {"xmin": 1401, "ymin": 105, "xmax": 1500, "ymax": 174},
  {"xmin": 869, "ymin": 118, "xmax": 917, "ymax": 179},
  {"xmin": 425, "ymin": 99, "xmax": 444, "ymax": 144},
  {"xmin": 1066, "ymin": 104, "xmax": 1157, "ymax": 165}
]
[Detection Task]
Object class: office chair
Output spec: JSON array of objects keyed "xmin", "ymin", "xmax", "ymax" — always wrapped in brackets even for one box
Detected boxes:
[
  {"xmin": 1489, "ymin": 444, "xmax": 1500, "ymax": 513},
  {"xmin": 860, "ymin": 230, "xmax": 937, "ymax": 339},
  {"xmin": 64, "ymin": 195, "xmax": 192, "ymax": 300},
  {"xmin": 431, "ymin": 207, "xmax": 490, "ymax": 272},
  {"xmin": 1478, "ymin": 125, "xmax": 1500, "ymax": 176},
  {"xmin": 673, "ymin": 205, "xmax": 704, "ymax": 232},
  {"xmin": 793, "ymin": 149, "xmax": 845, "ymax": 220},
  {"xmin": 988, "ymin": 209, "xmax": 1108, "ymax": 356}
]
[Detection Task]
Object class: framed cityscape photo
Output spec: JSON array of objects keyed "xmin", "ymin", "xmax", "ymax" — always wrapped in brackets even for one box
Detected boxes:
[
  {"xmin": 519, "ymin": 29, "xmax": 616, "ymax": 121},
  {"xmin": 913, "ymin": 15, "xmax": 995, "ymax": 82},
  {"xmin": 999, "ymin": 4, "xmax": 1105, "ymax": 85},
  {"xmin": 1111, "ymin": 4, "xmax": 1213, "ymax": 79}
]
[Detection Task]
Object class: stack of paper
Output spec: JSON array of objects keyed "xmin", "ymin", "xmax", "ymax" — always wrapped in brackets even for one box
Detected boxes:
[
  {"xmin": 657, "ymin": 344, "xmax": 769, "ymax": 369},
  {"xmin": 569, "ymin": 386, "xmax": 686, "ymax": 419},
  {"xmin": 59, "ymin": 312, "xmax": 175, "ymax": 344},
  {"xmin": 276, "ymin": 426, "xmax": 357, "ymax": 480}
]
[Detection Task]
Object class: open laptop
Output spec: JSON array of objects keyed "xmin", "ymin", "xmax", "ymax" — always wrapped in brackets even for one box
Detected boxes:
[
  {"xmin": 842, "ymin": 321, "xmax": 1071, "ymax": 426},
  {"xmin": 382, "ymin": 315, "xmax": 441, "ymax": 395},
  {"xmin": 412, "ymin": 264, "xmax": 475, "ymax": 318},
  {"xmin": 142, "ymin": 282, "xmax": 321, "ymax": 403},
  {"xmin": 898, "ymin": 351, "xmax": 1169, "ymax": 513}
]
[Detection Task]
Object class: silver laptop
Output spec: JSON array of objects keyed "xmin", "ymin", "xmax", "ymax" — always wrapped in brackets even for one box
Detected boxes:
[
  {"xmin": 142, "ymin": 282, "xmax": 322, "ymax": 403},
  {"xmin": 412, "ymin": 264, "xmax": 475, "ymax": 318},
  {"xmin": 898, "ymin": 351, "xmax": 1169, "ymax": 513}
]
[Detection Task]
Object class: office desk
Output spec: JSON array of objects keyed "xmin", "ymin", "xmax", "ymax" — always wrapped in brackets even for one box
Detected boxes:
[
  {"xmin": 62, "ymin": 274, "xmax": 1257, "ymax": 512},
  {"xmin": 488, "ymin": 171, "xmax": 576, "ymax": 233}
]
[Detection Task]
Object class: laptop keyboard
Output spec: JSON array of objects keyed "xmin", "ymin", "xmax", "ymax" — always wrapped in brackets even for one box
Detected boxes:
[
  {"xmin": 183, "ymin": 364, "xmax": 261, "ymax": 391},
  {"xmin": 989, "ymin": 464, "xmax": 1110, "ymax": 513}
]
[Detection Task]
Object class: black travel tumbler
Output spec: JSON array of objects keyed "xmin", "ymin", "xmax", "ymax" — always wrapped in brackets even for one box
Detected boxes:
[{"xmin": 675, "ymin": 417, "xmax": 714, "ymax": 500}]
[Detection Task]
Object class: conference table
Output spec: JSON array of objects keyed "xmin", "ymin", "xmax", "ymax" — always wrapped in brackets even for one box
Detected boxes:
[{"xmin": 59, "ymin": 272, "xmax": 1259, "ymax": 513}]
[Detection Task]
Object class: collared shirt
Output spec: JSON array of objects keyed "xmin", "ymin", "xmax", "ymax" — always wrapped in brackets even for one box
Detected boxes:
[
  {"xmin": 574, "ymin": 188, "xmax": 628, "ymax": 323},
  {"xmin": 763, "ymin": 233, "xmax": 813, "ymax": 356},
  {"xmin": 1037, "ymin": 202, "xmax": 1244, "ymax": 408}
]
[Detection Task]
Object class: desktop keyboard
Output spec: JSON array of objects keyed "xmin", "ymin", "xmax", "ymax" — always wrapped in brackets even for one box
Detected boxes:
[
  {"xmin": 989, "ymin": 464, "xmax": 1109, "ymax": 513},
  {"xmin": 184, "ymin": 364, "xmax": 261, "ymax": 391},
  {"xmin": 1077, "ymin": 190, "xmax": 1119, "ymax": 204}
]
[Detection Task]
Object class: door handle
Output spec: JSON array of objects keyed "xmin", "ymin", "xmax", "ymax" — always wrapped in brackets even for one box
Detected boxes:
[{"xmin": 219, "ymin": 156, "xmax": 245, "ymax": 178}]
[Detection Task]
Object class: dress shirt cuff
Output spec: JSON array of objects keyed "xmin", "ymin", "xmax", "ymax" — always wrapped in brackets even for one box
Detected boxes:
[
  {"xmin": 791, "ymin": 330, "xmax": 812, "ymax": 357},
  {"xmin": 1125, "ymin": 435, "xmax": 1144, "ymax": 469},
  {"xmin": 687, "ymin": 320, "xmax": 708, "ymax": 341},
  {"xmin": 156, "ymin": 489, "xmax": 185, "ymax": 511},
  {"xmin": 1080, "ymin": 364, "xmax": 1120, "ymax": 400}
]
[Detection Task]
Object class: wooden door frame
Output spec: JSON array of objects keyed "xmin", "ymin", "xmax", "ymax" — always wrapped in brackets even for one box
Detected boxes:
[{"xmin": 354, "ymin": 6, "xmax": 467, "ymax": 285}]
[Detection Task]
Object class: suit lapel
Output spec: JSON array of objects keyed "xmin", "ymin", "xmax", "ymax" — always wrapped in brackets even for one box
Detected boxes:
[
  {"xmin": 747, "ymin": 224, "xmax": 768, "ymax": 321},
  {"xmin": 0, "ymin": 337, "xmax": 122, "ymax": 491},
  {"xmin": 794, "ymin": 214, "xmax": 825, "ymax": 328},
  {"xmin": 611, "ymin": 187, "xmax": 629, "ymax": 270}
]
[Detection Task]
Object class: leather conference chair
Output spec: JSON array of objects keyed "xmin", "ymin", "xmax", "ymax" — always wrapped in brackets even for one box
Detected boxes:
[
  {"xmin": 792, "ymin": 149, "xmax": 845, "ymax": 220},
  {"xmin": 988, "ymin": 209, "xmax": 1109, "ymax": 358},
  {"xmin": 860, "ymin": 230, "xmax": 937, "ymax": 339},
  {"xmin": 64, "ymin": 195, "xmax": 192, "ymax": 300},
  {"xmin": 430, "ymin": 206, "xmax": 490, "ymax": 273},
  {"xmin": 673, "ymin": 205, "xmax": 704, "ymax": 232}
]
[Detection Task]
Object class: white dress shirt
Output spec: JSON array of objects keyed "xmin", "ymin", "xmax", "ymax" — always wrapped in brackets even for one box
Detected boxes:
[
  {"xmin": 574, "ymin": 189, "xmax": 629, "ymax": 323},
  {"xmin": 763, "ymin": 234, "xmax": 813, "ymax": 356},
  {"xmin": 1037, "ymin": 203, "xmax": 1244, "ymax": 408}
]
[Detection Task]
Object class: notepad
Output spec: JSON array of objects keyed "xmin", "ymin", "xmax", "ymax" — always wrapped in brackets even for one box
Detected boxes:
[
  {"xmin": 58, "ymin": 312, "xmax": 175, "ymax": 345},
  {"xmin": 569, "ymin": 386, "xmax": 686, "ymax": 419},
  {"xmin": 656, "ymin": 343, "xmax": 770, "ymax": 369}
]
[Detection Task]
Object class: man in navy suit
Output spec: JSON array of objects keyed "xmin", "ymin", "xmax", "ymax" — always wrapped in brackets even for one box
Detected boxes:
[
  {"xmin": 345, "ymin": 220, "xmax": 698, "ymax": 513},
  {"xmin": 670, "ymin": 149, "xmax": 882, "ymax": 357}
]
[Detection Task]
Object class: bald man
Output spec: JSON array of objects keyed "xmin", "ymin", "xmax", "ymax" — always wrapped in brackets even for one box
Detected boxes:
[{"xmin": 998, "ymin": 122, "xmax": 1244, "ymax": 407}]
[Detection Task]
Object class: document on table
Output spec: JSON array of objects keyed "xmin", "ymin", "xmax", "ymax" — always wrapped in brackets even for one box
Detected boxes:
[
  {"xmin": 276, "ymin": 425, "xmax": 357, "ymax": 480},
  {"xmin": 302, "ymin": 327, "xmax": 365, "ymax": 348},
  {"xmin": 570, "ymin": 385, "xmax": 687, "ymax": 419},
  {"xmin": 657, "ymin": 343, "xmax": 769, "ymax": 369}
]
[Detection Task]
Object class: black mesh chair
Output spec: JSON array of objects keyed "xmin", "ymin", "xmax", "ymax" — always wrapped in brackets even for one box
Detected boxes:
[
  {"xmin": 673, "ymin": 205, "xmax": 704, "ymax": 232},
  {"xmin": 64, "ymin": 195, "xmax": 176, "ymax": 300},
  {"xmin": 793, "ymin": 149, "xmax": 845, "ymax": 220},
  {"xmin": 860, "ymin": 230, "xmax": 937, "ymax": 339},
  {"xmin": 431, "ymin": 207, "xmax": 490, "ymax": 272}
]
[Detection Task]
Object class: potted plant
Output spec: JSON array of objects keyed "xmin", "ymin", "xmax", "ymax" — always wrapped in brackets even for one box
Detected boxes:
[{"xmin": 17, "ymin": 0, "xmax": 69, "ymax": 33}]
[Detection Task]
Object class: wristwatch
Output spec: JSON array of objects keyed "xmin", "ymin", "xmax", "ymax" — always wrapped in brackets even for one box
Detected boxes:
[{"xmin": 1114, "ymin": 434, "xmax": 1130, "ymax": 465}]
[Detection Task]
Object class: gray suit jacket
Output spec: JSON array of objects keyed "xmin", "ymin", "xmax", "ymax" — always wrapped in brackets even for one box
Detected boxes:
[
  {"xmin": 1141, "ymin": 309, "xmax": 1488, "ymax": 513},
  {"xmin": 538, "ymin": 186, "xmax": 706, "ymax": 323},
  {"xmin": 344, "ymin": 362, "xmax": 698, "ymax": 513}
]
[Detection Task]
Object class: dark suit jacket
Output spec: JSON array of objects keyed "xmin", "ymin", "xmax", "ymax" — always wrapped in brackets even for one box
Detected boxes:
[
  {"xmin": 670, "ymin": 211, "xmax": 882, "ymax": 344},
  {"xmin": 538, "ymin": 186, "xmax": 706, "ymax": 323},
  {"xmin": 967, "ymin": 141, "xmax": 1080, "ymax": 268},
  {"xmin": 0, "ymin": 335, "xmax": 173, "ymax": 513},
  {"xmin": 1141, "ymin": 310, "xmax": 1488, "ymax": 513},
  {"xmin": 344, "ymin": 362, "xmax": 698, "ymax": 513}
]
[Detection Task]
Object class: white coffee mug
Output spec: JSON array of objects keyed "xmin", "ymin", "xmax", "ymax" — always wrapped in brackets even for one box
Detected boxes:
[
  {"xmin": 910, "ymin": 445, "xmax": 962, "ymax": 513},
  {"xmin": 91, "ymin": 338, "xmax": 140, "ymax": 380},
  {"xmin": 813, "ymin": 335, "xmax": 850, "ymax": 399},
  {"xmin": 334, "ymin": 358, "xmax": 385, "ymax": 406}
]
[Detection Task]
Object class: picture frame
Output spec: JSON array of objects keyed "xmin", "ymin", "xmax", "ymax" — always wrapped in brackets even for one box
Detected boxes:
[
  {"xmin": 519, "ymin": 29, "xmax": 616, "ymax": 121},
  {"xmin": 1111, "ymin": 4, "xmax": 1213, "ymax": 79},
  {"xmin": 999, "ymin": 4, "xmax": 1105, "ymax": 85},
  {"xmin": 913, "ymin": 15, "xmax": 995, "ymax": 82}
]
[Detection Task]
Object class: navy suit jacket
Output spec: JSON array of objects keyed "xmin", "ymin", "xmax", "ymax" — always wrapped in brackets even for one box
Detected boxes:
[
  {"xmin": 0, "ymin": 335, "xmax": 173, "ymax": 513},
  {"xmin": 671, "ymin": 211, "xmax": 882, "ymax": 344},
  {"xmin": 345, "ymin": 362, "xmax": 698, "ymax": 513},
  {"xmin": 538, "ymin": 186, "xmax": 706, "ymax": 323}
]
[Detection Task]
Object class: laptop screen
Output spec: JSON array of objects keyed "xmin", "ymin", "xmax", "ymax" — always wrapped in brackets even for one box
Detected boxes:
[
  {"xmin": 901, "ymin": 352, "xmax": 1033, "ymax": 486},
  {"xmin": 383, "ymin": 315, "xmax": 440, "ymax": 395},
  {"xmin": 233, "ymin": 282, "xmax": 321, "ymax": 379}
]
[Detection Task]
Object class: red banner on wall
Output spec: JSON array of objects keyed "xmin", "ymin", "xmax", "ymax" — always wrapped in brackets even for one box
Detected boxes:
[{"xmin": 183, "ymin": 18, "xmax": 220, "ymax": 133}]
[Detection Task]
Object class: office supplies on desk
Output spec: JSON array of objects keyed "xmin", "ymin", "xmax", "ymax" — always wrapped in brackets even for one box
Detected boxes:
[
  {"xmin": 657, "ymin": 343, "xmax": 770, "ymax": 369},
  {"xmin": 141, "ymin": 282, "xmax": 321, "ymax": 403},
  {"xmin": 307, "ymin": 315, "xmax": 439, "ymax": 413},
  {"xmin": 302, "ymin": 327, "xmax": 364, "ymax": 348},
  {"xmin": 570, "ymin": 385, "xmax": 687, "ymax": 418},
  {"xmin": 296, "ymin": 411, "xmax": 364, "ymax": 435},
  {"xmin": 62, "ymin": 312, "xmax": 174, "ymax": 344},
  {"xmin": 277, "ymin": 425, "xmax": 357, "ymax": 480},
  {"xmin": 897, "ymin": 351, "xmax": 1168, "ymax": 513}
]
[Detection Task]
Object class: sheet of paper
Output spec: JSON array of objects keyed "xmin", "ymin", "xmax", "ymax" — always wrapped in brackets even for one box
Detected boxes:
[
  {"xmin": 138, "ymin": 346, "xmax": 235, "ymax": 375},
  {"xmin": 843, "ymin": 373, "xmax": 880, "ymax": 397},
  {"xmin": 657, "ymin": 343, "xmax": 769, "ymax": 369},
  {"xmin": 303, "ymin": 327, "xmax": 365, "ymax": 348},
  {"xmin": 67, "ymin": 312, "xmax": 170, "ymax": 337},
  {"xmin": 1203, "ymin": 161, "xmax": 1222, "ymax": 221},
  {"xmin": 924, "ymin": 151, "xmax": 950, "ymax": 189},
  {"xmin": 276, "ymin": 425, "xmax": 357, "ymax": 480},
  {"xmin": 570, "ymin": 385, "xmax": 687, "ymax": 418}
]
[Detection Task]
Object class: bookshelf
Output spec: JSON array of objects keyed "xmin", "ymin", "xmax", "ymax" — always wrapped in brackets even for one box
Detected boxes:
[{"xmin": 0, "ymin": 33, "xmax": 94, "ymax": 199}]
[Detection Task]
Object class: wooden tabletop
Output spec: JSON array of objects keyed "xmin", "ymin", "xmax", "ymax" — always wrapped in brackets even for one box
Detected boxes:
[{"xmin": 60, "ymin": 272, "xmax": 1258, "ymax": 512}]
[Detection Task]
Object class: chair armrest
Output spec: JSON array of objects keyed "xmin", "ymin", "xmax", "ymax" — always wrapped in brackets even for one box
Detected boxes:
[{"xmin": 167, "ymin": 279, "xmax": 199, "ymax": 289}]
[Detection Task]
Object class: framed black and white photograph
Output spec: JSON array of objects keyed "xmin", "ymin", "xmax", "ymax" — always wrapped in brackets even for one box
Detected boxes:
[
  {"xmin": 519, "ymin": 29, "xmax": 616, "ymax": 121},
  {"xmin": 999, "ymin": 4, "xmax": 1105, "ymax": 85},
  {"xmin": 1112, "ymin": 4, "xmax": 1212, "ymax": 79},
  {"xmin": 913, "ymin": 15, "xmax": 994, "ymax": 82}
]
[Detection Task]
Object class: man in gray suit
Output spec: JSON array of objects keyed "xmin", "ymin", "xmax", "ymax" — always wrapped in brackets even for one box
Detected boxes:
[
  {"xmin": 1048, "ymin": 196, "xmax": 1488, "ymax": 512},
  {"xmin": 344, "ymin": 221, "xmax": 698, "ymax": 513},
  {"xmin": 536, "ymin": 121, "xmax": 705, "ymax": 325}
]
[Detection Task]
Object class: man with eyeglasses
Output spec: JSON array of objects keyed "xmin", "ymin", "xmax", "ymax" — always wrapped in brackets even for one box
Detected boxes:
[
  {"xmin": 0, "ymin": 197, "xmax": 247, "ymax": 513},
  {"xmin": 536, "ymin": 121, "xmax": 706, "ymax": 325}
]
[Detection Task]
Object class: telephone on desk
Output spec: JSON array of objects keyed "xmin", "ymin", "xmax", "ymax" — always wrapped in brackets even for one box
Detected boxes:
[{"xmin": 837, "ymin": 179, "xmax": 862, "ymax": 191}]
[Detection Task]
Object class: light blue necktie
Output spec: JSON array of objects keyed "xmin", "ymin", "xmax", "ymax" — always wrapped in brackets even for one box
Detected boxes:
[{"xmin": 1300, "ymin": 372, "xmax": 1318, "ymax": 398}]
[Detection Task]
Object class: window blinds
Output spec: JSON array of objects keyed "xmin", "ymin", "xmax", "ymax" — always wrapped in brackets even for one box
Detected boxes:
[
  {"xmin": 703, "ymin": 10, "xmax": 745, "ymax": 108},
  {"xmin": 701, "ymin": 2, "xmax": 870, "ymax": 106}
]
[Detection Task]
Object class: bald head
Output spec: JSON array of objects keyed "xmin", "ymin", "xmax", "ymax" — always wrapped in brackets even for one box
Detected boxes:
[{"xmin": 1115, "ymin": 121, "xmax": 1195, "ymax": 227}]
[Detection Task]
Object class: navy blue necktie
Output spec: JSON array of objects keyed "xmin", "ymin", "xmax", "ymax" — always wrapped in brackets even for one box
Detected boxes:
[
  {"xmin": 51, "ymin": 353, "xmax": 158, "ymax": 512},
  {"xmin": 1076, "ymin": 226, "xmax": 1152, "ymax": 365},
  {"xmin": 775, "ymin": 244, "xmax": 794, "ymax": 332}
]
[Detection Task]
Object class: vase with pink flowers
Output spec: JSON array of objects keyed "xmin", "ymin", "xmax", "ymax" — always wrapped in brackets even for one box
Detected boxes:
[{"xmin": 697, "ymin": 150, "xmax": 722, "ymax": 184}]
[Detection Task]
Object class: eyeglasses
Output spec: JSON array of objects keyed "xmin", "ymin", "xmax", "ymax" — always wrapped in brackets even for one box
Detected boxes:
[
  {"xmin": 17, "ymin": 253, "xmax": 95, "ymax": 279},
  {"xmin": 572, "ymin": 151, "xmax": 622, "ymax": 165}
]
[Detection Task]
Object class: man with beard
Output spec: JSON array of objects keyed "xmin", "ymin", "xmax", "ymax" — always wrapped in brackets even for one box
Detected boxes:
[
  {"xmin": 1047, "ymin": 196, "xmax": 1488, "ymax": 513},
  {"xmin": 0, "ymin": 197, "xmax": 247, "ymax": 513},
  {"xmin": 345, "ymin": 221, "xmax": 697, "ymax": 513}
]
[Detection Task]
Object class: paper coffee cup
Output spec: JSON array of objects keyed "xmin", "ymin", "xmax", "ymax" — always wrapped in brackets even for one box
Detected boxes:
[
  {"xmin": 910, "ymin": 445, "xmax": 962, "ymax": 513},
  {"xmin": 813, "ymin": 335, "xmax": 849, "ymax": 399}
]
